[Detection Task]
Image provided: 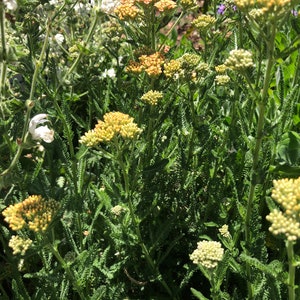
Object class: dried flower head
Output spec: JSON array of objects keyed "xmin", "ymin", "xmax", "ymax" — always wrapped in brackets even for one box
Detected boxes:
[
  {"xmin": 79, "ymin": 112, "xmax": 142, "ymax": 147},
  {"xmin": 141, "ymin": 90, "xmax": 163, "ymax": 105},
  {"xmin": 2, "ymin": 195, "xmax": 60, "ymax": 232},
  {"xmin": 224, "ymin": 49, "xmax": 254, "ymax": 71},
  {"xmin": 190, "ymin": 240, "xmax": 224, "ymax": 269},
  {"xmin": 266, "ymin": 177, "xmax": 300, "ymax": 241},
  {"xmin": 9, "ymin": 235, "xmax": 32, "ymax": 255},
  {"xmin": 111, "ymin": 205, "xmax": 125, "ymax": 216}
]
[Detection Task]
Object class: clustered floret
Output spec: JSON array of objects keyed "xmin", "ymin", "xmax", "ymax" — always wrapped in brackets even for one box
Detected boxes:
[
  {"xmin": 141, "ymin": 90, "xmax": 163, "ymax": 105},
  {"xmin": 2, "ymin": 195, "xmax": 60, "ymax": 232},
  {"xmin": 190, "ymin": 240, "xmax": 224, "ymax": 269},
  {"xmin": 266, "ymin": 177, "xmax": 300, "ymax": 241},
  {"xmin": 79, "ymin": 112, "xmax": 142, "ymax": 147},
  {"xmin": 9, "ymin": 235, "xmax": 33, "ymax": 255},
  {"xmin": 224, "ymin": 49, "xmax": 254, "ymax": 71}
]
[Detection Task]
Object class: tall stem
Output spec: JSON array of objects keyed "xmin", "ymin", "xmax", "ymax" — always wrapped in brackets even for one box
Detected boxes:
[
  {"xmin": 0, "ymin": 17, "xmax": 51, "ymax": 177},
  {"xmin": 244, "ymin": 21, "xmax": 276, "ymax": 299},
  {"xmin": 287, "ymin": 240, "xmax": 296, "ymax": 300}
]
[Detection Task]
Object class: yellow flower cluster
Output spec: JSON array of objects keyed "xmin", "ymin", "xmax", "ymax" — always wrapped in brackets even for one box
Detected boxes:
[
  {"xmin": 126, "ymin": 52, "xmax": 164, "ymax": 77},
  {"xmin": 2, "ymin": 195, "xmax": 60, "ymax": 232},
  {"xmin": 180, "ymin": 0, "xmax": 197, "ymax": 10},
  {"xmin": 192, "ymin": 14, "xmax": 216, "ymax": 31},
  {"xmin": 141, "ymin": 90, "xmax": 163, "ymax": 105},
  {"xmin": 224, "ymin": 49, "xmax": 254, "ymax": 71},
  {"xmin": 219, "ymin": 224, "xmax": 231, "ymax": 238},
  {"xmin": 114, "ymin": 0, "xmax": 141, "ymax": 20},
  {"xmin": 215, "ymin": 75, "xmax": 230, "ymax": 85},
  {"xmin": 79, "ymin": 112, "xmax": 142, "ymax": 147},
  {"xmin": 266, "ymin": 178, "xmax": 300, "ymax": 241},
  {"xmin": 154, "ymin": 0, "xmax": 177, "ymax": 12},
  {"xmin": 234, "ymin": 0, "xmax": 292, "ymax": 14},
  {"xmin": 190, "ymin": 240, "xmax": 224, "ymax": 269},
  {"xmin": 215, "ymin": 64, "xmax": 227, "ymax": 73},
  {"xmin": 9, "ymin": 235, "xmax": 32, "ymax": 255},
  {"xmin": 164, "ymin": 59, "xmax": 183, "ymax": 79}
]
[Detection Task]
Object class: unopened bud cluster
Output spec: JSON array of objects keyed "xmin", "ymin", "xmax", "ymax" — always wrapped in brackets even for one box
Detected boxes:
[
  {"xmin": 190, "ymin": 240, "xmax": 224, "ymax": 269},
  {"xmin": 219, "ymin": 224, "xmax": 231, "ymax": 238},
  {"xmin": 2, "ymin": 195, "xmax": 60, "ymax": 232},
  {"xmin": 79, "ymin": 112, "xmax": 142, "ymax": 147},
  {"xmin": 224, "ymin": 49, "xmax": 254, "ymax": 71},
  {"xmin": 266, "ymin": 177, "xmax": 300, "ymax": 241}
]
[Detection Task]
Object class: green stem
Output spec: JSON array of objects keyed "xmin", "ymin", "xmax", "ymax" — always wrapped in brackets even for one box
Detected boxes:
[
  {"xmin": 287, "ymin": 240, "xmax": 296, "ymax": 300},
  {"xmin": 244, "ymin": 22, "xmax": 276, "ymax": 299},
  {"xmin": 0, "ymin": 2, "xmax": 7, "ymax": 119},
  {"xmin": 115, "ymin": 140, "xmax": 175, "ymax": 299},
  {"xmin": 50, "ymin": 243, "xmax": 86, "ymax": 300},
  {"xmin": 0, "ymin": 17, "xmax": 51, "ymax": 177}
]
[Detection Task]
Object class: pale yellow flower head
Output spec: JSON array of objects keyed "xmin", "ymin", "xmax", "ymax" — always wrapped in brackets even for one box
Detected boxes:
[
  {"xmin": 9, "ymin": 235, "xmax": 32, "ymax": 255},
  {"xmin": 79, "ymin": 112, "xmax": 142, "ymax": 147},
  {"xmin": 190, "ymin": 240, "xmax": 224, "ymax": 269},
  {"xmin": 266, "ymin": 177, "xmax": 300, "ymax": 241},
  {"xmin": 141, "ymin": 90, "xmax": 163, "ymax": 105},
  {"xmin": 224, "ymin": 49, "xmax": 254, "ymax": 71},
  {"xmin": 192, "ymin": 14, "xmax": 216, "ymax": 31}
]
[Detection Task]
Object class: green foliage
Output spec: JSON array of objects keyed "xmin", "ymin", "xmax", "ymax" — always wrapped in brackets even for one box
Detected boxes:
[{"xmin": 1, "ymin": 0, "xmax": 300, "ymax": 299}]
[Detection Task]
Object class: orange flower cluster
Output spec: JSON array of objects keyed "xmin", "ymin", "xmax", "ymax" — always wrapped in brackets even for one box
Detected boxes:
[
  {"xmin": 79, "ymin": 112, "xmax": 142, "ymax": 147},
  {"xmin": 114, "ymin": 0, "xmax": 176, "ymax": 19},
  {"xmin": 154, "ymin": 0, "xmax": 176, "ymax": 11},
  {"xmin": 114, "ymin": 0, "xmax": 140, "ymax": 20},
  {"xmin": 2, "ymin": 195, "xmax": 60, "ymax": 232},
  {"xmin": 126, "ymin": 52, "xmax": 164, "ymax": 77}
]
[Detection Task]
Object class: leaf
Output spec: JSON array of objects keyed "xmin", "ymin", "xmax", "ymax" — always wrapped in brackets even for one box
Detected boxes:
[
  {"xmin": 276, "ymin": 131, "xmax": 300, "ymax": 165},
  {"xmin": 190, "ymin": 288, "xmax": 209, "ymax": 300}
]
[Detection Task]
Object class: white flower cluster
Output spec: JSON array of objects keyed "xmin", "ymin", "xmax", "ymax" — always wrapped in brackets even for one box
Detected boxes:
[
  {"xmin": 224, "ymin": 49, "xmax": 254, "ymax": 71},
  {"xmin": 29, "ymin": 114, "xmax": 54, "ymax": 143},
  {"xmin": 190, "ymin": 240, "xmax": 224, "ymax": 269}
]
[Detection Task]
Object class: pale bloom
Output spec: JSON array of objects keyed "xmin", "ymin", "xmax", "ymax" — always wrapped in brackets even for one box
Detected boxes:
[
  {"xmin": 29, "ymin": 114, "xmax": 54, "ymax": 143},
  {"xmin": 3, "ymin": 0, "xmax": 17, "ymax": 11}
]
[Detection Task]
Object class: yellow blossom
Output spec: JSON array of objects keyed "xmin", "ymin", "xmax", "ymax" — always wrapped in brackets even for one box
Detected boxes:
[
  {"xmin": 164, "ymin": 59, "xmax": 183, "ymax": 79},
  {"xmin": 192, "ymin": 14, "xmax": 216, "ymax": 31},
  {"xmin": 224, "ymin": 49, "xmax": 254, "ymax": 71},
  {"xmin": 114, "ymin": 0, "xmax": 140, "ymax": 20},
  {"xmin": 215, "ymin": 75, "xmax": 230, "ymax": 85},
  {"xmin": 154, "ymin": 0, "xmax": 177, "ymax": 12},
  {"xmin": 2, "ymin": 195, "xmax": 60, "ymax": 232},
  {"xmin": 141, "ymin": 90, "xmax": 163, "ymax": 105},
  {"xmin": 79, "ymin": 112, "xmax": 142, "ymax": 147}
]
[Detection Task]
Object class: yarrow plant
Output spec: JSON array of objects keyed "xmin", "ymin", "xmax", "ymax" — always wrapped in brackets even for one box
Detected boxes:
[{"xmin": 1, "ymin": 0, "xmax": 300, "ymax": 299}]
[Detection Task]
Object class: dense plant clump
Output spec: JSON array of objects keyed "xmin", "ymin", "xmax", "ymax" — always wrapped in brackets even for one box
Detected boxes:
[{"xmin": 1, "ymin": 0, "xmax": 300, "ymax": 299}]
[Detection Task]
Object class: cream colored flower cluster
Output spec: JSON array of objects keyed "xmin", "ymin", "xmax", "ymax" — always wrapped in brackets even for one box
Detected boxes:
[
  {"xmin": 224, "ymin": 49, "xmax": 254, "ymax": 71},
  {"xmin": 2, "ymin": 195, "xmax": 60, "ymax": 232},
  {"xmin": 141, "ymin": 90, "xmax": 163, "ymax": 105},
  {"xmin": 190, "ymin": 240, "xmax": 224, "ymax": 269},
  {"xmin": 79, "ymin": 112, "xmax": 142, "ymax": 147},
  {"xmin": 266, "ymin": 178, "xmax": 300, "ymax": 241},
  {"xmin": 9, "ymin": 236, "xmax": 33, "ymax": 256}
]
